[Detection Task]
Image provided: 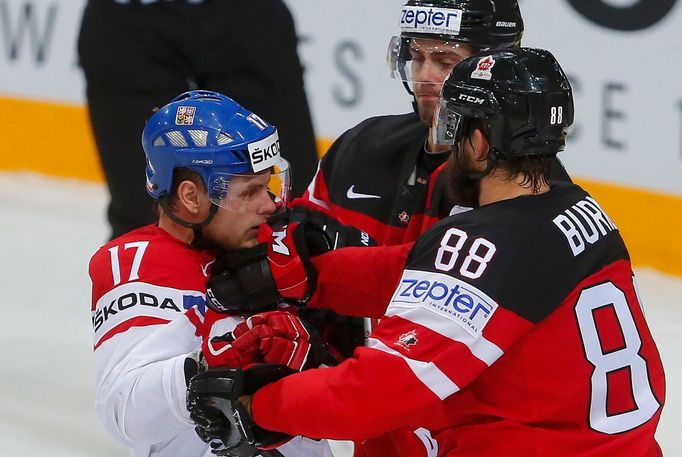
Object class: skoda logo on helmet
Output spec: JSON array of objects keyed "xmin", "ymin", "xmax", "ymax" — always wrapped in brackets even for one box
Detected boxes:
[{"xmin": 248, "ymin": 131, "xmax": 281, "ymax": 173}]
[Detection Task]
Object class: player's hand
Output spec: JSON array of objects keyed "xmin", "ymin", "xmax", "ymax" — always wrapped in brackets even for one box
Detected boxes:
[
  {"xmin": 206, "ymin": 243, "xmax": 280, "ymax": 314},
  {"xmin": 187, "ymin": 365, "xmax": 295, "ymax": 456},
  {"xmin": 206, "ymin": 220, "xmax": 331, "ymax": 314},
  {"xmin": 271, "ymin": 203, "xmax": 377, "ymax": 249},
  {"xmin": 203, "ymin": 311, "xmax": 327, "ymax": 372},
  {"xmin": 263, "ymin": 219, "xmax": 331, "ymax": 303},
  {"xmin": 201, "ymin": 318, "xmax": 261, "ymax": 370}
]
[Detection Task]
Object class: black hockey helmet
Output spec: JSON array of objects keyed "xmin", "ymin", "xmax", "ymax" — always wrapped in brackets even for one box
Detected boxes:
[
  {"xmin": 432, "ymin": 48, "xmax": 574, "ymax": 158},
  {"xmin": 401, "ymin": 0, "xmax": 523, "ymax": 47},
  {"xmin": 388, "ymin": 0, "xmax": 524, "ymax": 83}
]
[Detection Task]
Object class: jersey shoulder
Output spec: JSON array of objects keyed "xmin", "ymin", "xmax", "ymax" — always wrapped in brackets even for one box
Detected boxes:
[
  {"xmin": 89, "ymin": 225, "xmax": 213, "ymax": 295},
  {"xmin": 320, "ymin": 112, "xmax": 428, "ymax": 203},
  {"xmin": 89, "ymin": 225, "xmax": 211, "ymax": 348},
  {"xmin": 323, "ymin": 112, "xmax": 426, "ymax": 170},
  {"xmin": 337, "ymin": 112, "xmax": 425, "ymax": 149},
  {"xmin": 407, "ymin": 183, "xmax": 629, "ymax": 323}
]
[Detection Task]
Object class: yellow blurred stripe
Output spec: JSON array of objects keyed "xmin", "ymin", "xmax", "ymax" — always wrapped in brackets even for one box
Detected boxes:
[
  {"xmin": 575, "ymin": 179, "xmax": 682, "ymax": 277},
  {"xmin": 316, "ymin": 137, "xmax": 335, "ymax": 159},
  {"xmin": 0, "ymin": 96, "xmax": 103, "ymax": 181},
  {"xmin": 1, "ymin": 95, "xmax": 680, "ymax": 276}
]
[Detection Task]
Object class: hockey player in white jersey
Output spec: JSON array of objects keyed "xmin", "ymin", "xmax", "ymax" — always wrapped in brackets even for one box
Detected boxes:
[{"xmin": 89, "ymin": 90, "xmax": 332, "ymax": 457}]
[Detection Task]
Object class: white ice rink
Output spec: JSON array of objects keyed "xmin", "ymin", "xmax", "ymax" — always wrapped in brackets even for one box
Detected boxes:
[{"xmin": 0, "ymin": 173, "xmax": 679, "ymax": 456}]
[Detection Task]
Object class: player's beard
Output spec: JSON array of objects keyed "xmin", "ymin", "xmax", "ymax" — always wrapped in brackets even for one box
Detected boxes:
[
  {"xmin": 444, "ymin": 148, "xmax": 481, "ymax": 208},
  {"xmin": 414, "ymin": 82, "xmax": 441, "ymax": 125},
  {"xmin": 416, "ymin": 97, "xmax": 438, "ymax": 126}
]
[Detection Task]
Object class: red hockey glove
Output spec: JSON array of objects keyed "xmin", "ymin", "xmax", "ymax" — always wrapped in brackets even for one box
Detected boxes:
[
  {"xmin": 240, "ymin": 311, "xmax": 326, "ymax": 371},
  {"xmin": 203, "ymin": 311, "xmax": 326, "ymax": 372},
  {"xmin": 202, "ymin": 316, "xmax": 262, "ymax": 369},
  {"xmin": 206, "ymin": 220, "xmax": 331, "ymax": 314},
  {"xmin": 263, "ymin": 220, "xmax": 331, "ymax": 304}
]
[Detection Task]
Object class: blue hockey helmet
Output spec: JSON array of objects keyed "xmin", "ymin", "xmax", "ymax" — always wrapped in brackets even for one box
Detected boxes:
[{"xmin": 142, "ymin": 90, "xmax": 290, "ymax": 213}]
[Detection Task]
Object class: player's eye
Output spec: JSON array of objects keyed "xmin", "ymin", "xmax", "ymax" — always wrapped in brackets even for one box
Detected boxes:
[{"xmin": 410, "ymin": 48, "xmax": 425, "ymax": 61}]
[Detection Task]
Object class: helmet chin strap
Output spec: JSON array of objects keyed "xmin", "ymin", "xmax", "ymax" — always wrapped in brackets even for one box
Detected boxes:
[
  {"xmin": 401, "ymin": 81, "xmax": 420, "ymax": 115},
  {"xmin": 466, "ymin": 148, "xmax": 499, "ymax": 181},
  {"xmin": 159, "ymin": 198, "xmax": 220, "ymax": 246},
  {"xmin": 402, "ymin": 80, "xmax": 414, "ymax": 97}
]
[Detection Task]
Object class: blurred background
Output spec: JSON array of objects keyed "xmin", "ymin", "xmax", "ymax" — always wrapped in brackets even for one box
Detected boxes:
[{"xmin": 0, "ymin": 0, "xmax": 680, "ymax": 455}]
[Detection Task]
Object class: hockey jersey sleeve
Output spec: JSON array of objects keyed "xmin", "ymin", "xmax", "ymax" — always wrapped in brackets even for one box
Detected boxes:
[
  {"xmin": 89, "ymin": 230, "xmax": 209, "ymax": 447},
  {"xmin": 94, "ymin": 316, "xmax": 201, "ymax": 445},
  {"xmin": 250, "ymin": 280, "xmax": 534, "ymax": 439},
  {"xmin": 307, "ymin": 243, "xmax": 413, "ymax": 318},
  {"xmin": 250, "ymin": 218, "xmax": 539, "ymax": 439}
]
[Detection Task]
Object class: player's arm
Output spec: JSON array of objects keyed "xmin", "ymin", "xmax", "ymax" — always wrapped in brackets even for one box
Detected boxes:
[
  {"xmin": 206, "ymin": 223, "xmax": 412, "ymax": 319},
  {"xmin": 192, "ymin": 280, "xmax": 534, "ymax": 443},
  {"xmin": 308, "ymin": 243, "xmax": 412, "ymax": 318},
  {"xmin": 89, "ymin": 245, "xmax": 204, "ymax": 446},
  {"xmin": 93, "ymin": 306, "xmax": 202, "ymax": 446},
  {"xmin": 248, "ymin": 283, "xmax": 533, "ymax": 439}
]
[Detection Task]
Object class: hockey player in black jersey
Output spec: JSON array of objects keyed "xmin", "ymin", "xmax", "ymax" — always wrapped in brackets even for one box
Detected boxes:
[
  {"xmin": 189, "ymin": 47, "xmax": 665, "ymax": 457},
  {"xmin": 297, "ymin": 0, "xmax": 566, "ymax": 246}
]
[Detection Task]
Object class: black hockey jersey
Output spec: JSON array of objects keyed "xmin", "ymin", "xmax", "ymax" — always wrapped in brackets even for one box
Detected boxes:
[
  {"xmin": 254, "ymin": 182, "xmax": 665, "ymax": 456},
  {"xmin": 302, "ymin": 112, "xmax": 571, "ymax": 246}
]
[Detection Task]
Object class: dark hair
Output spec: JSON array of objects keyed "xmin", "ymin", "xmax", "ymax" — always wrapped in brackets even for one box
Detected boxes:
[
  {"xmin": 163, "ymin": 167, "xmax": 206, "ymax": 212},
  {"xmin": 492, "ymin": 155, "xmax": 553, "ymax": 193},
  {"xmin": 463, "ymin": 121, "xmax": 552, "ymax": 193}
]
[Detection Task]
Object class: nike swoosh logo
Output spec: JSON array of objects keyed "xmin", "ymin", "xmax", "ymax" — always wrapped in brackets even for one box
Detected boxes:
[{"xmin": 346, "ymin": 185, "xmax": 381, "ymax": 200}]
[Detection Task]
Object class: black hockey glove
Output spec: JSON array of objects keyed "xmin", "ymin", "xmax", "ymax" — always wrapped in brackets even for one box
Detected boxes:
[
  {"xmin": 187, "ymin": 364, "xmax": 295, "ymax": 457},
  {"xmin": 274, "ymin": 204, "xmax": 377, "ymax": 249},
  {"xmin": 206, "ymin": 244, "xmax": 281, "ymax": 314},
  {"xmin": 298, "ymin": 308, "xmax": 366, "ymax": 363},
  {"xmin": 206, "ymin": 220, "xmax": 332, "ymax": 314}
]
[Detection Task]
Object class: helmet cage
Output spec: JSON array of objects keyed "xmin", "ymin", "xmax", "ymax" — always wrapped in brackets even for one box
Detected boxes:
[{"xmin": 207, "ymin": 157, "xmax": 291, "ymax": 215}]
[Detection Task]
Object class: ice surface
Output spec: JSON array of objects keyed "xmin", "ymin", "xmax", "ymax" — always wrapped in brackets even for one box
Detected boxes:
[{"xmin": 0, "ymin": 173, "xmax": 677, "ymax": 456}]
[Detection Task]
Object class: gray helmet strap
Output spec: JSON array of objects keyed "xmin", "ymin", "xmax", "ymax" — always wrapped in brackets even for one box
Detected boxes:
[{"xmin": 158, "ymin": 197, "xmax": 220, "ymax": 243}]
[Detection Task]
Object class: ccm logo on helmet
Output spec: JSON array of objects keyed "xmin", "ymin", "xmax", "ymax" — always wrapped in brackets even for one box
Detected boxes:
[
  {"xmin": 400, "ymin": 6, "xmax": 463, "ymax": 35},
  {"xmin": 248, "ymin": 131, "xmax": 281, "ymax": 172},
  {"xmin": 459, "ymin": 93, "xmax": 485, "ymax": 104},
  {"xmin": 390, "ymin": 270, "xmax": 498, "ymax": 337}
]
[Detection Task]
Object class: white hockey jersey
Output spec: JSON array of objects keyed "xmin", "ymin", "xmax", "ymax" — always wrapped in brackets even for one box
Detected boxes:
[{"xmin": 89, "ymin": 224, "xmax": 332, "ymax": 457}]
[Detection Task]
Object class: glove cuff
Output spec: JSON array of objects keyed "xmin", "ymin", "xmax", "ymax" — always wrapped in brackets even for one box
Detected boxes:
[{"xmin": 184, "ymin": 351, "xmax": 207, "ymax": 387}]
